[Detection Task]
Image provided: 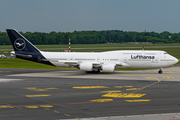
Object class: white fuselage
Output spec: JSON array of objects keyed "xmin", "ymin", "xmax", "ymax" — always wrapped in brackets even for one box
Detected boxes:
[{"xmin": 41, "ymin": 50, "xmax": 178, "ymax": 69}]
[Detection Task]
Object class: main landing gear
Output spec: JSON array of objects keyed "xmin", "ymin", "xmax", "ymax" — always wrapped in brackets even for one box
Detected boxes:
[
  {"xmin": 85, "ymin": 68, "xmax": 100, "ymax": 74},
  {"xmin": 158, "ymin": 69, "xmax": 163, "ymax": 74}
]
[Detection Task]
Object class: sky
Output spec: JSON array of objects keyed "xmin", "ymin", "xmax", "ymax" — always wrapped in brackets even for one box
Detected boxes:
[{"xmin": 0, "ymin": 0, "xmax": 180, "ymax": 33}]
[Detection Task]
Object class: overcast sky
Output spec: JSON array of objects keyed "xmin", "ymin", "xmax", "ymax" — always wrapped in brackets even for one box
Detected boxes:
[{"xmin": 0, "ymin": 0, "xmax": 180, "ymax": 33}]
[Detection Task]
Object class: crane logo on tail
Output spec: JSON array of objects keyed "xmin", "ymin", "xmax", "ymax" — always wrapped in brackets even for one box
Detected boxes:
[{"xmin": 14, "ymin": 38, "xmax": 26, "ymax": 51}]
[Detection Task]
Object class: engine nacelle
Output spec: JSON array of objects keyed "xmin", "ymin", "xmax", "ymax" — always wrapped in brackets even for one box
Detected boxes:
[
  {"xmin": 79, "ymin": 63, "xmax": 93, "ymax": 71},
  {"xmin": 101, "ymin": 64, "xmax": 115, "ymax": 72}
]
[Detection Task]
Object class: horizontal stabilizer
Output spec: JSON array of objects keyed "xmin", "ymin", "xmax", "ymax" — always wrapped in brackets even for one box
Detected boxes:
[{"xmin": 15, "ymin": 54, "xmax": 32, "ymax": 58}]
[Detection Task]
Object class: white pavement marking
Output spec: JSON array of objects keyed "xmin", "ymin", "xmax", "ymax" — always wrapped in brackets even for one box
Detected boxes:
[
  {"xmin": 8, "ymin": 67, "xmax": 180, "ymax": 82},
  {"xmin": 58, "ymin": 113, "xmax": 180, "ymax": 120},
  {"xmin": 0, "ymin": 79, "xmax": 22, "ymax": 83}
]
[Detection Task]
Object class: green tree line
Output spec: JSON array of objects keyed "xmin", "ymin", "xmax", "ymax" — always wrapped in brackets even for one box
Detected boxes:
[{"xmin": 0, "ymin": 30, "xmax": 180, "ymax": 45}]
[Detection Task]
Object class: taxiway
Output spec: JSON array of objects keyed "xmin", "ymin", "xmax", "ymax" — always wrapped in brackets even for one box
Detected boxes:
[{"xmin": 0, "ymin": 67, "xmax": 180, "ymax": 120}]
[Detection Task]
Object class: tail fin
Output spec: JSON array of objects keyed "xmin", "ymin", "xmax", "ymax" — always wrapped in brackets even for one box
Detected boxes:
[
  {"xmin": 6, "ymin": 29, "xmax": 54, "ymax": 66},
  {"xmin": 6, "ymin": 29, "xmax": 40, "ymax": 52}
]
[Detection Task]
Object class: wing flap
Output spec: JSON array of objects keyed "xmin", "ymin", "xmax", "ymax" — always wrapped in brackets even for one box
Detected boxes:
[
  {"xmin": 56, "ymin": 60, "xmax": 129, "ymax": 68},
  {"xmin": 115, "ymin": 62, "xmax": 129, "ymax": 66},
  {"xmin": 58, "ymin": 60, "xmax": 78, "ymax": 64}
]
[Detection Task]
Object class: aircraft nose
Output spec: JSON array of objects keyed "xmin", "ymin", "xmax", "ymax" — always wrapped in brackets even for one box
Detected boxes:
[
  {"xmin": 172, "ymin": 57, "xmax": 179, "ymax": 65},
  {"xmin": 169, "ymin": 56, "xmax": 179, "ymax": 65},
  {"xmin": 175, "ymin": 58, "xmax": 179, "ymax": 63}
]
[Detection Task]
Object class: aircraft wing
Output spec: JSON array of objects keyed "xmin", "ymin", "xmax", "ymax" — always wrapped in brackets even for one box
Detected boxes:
[
  {"xmin": 58, "ymin": 60, "xmax": 129, "ymax": 67},
  {"xmin": 63, "ymin": 61, "xmax": 79, "ymax": 64},
  {"xmin": 58, "ymin": 60, "xmax": 101, "ymax": 66},
  {"xmin": 115, "ymin": 62, "xmax": 129, "ymax": 67}
]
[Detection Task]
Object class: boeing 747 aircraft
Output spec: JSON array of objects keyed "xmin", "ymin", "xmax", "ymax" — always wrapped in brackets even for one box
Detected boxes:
[{"xmin": 6, "ymin": 29, "xmax": 178, "ymax": 74}]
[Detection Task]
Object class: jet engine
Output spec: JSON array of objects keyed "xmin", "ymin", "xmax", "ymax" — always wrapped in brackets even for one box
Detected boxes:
[
  {"xmin": 101, "ymin": 64, "xmax": 115, "ymax": 72},
  {"xmin": 79, "ymin": 62, "xmax": 93, "ymax": 71}
]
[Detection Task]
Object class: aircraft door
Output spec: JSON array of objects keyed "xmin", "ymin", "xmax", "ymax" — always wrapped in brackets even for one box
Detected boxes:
[
  {"xmin": 155, "ymin": 57, "xmax": 158, "ymax": 63},
  {"xmin": 97, "ymin": 57, "xmax": 100, "ymax": 62},
  {"xmin": 151, "ymin": 58, "xmax": 154, "ymax": 63},
  {"xmin": 124, "ymin": 57, "xmax": 127, "ymax": 63},
  {"xmin": 70, "ymin": 56, "xmax": 73, "ymax": 61}
]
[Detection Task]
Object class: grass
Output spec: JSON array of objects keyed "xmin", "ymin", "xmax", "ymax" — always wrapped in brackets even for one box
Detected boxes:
[
  {"xmin": 0, "ymin": 59, "xmax": 77, "ymax": 70},
  {"xmin": 0, "ymin": 59, "xmax": 55, "ymax": 69}
]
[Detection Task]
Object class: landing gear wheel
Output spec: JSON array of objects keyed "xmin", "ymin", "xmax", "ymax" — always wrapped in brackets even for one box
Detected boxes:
[
  {"xmin": 85, "ymin": 69, "xmax": 100, "ymax": 74},
  {"xmin": 158, "ymin": 69, "xmax": 163, "ymax": 74},
  {"xmin": 85, "ymin": 71, "xmax": 90, "ymax": 73},
  {"xmin": 94, "ymin": 69, "xmax": 100, "ymax": 74}
]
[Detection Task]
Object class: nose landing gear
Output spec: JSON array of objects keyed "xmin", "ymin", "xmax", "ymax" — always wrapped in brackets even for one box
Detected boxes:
[{"xmin": 158, "ymin": 69, "xmax": 163, "ymax": 74}]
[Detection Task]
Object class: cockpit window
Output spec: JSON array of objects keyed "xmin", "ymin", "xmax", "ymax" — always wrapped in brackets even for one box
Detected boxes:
[{"xmin": 164, "ymin": 52, "xmax": 168, "ymax": 54}]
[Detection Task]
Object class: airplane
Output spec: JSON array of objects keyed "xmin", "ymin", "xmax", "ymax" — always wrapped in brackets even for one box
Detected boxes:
[{"xmin": 6, "ymin": 29, "xmax": 179, "ymax": 74}]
